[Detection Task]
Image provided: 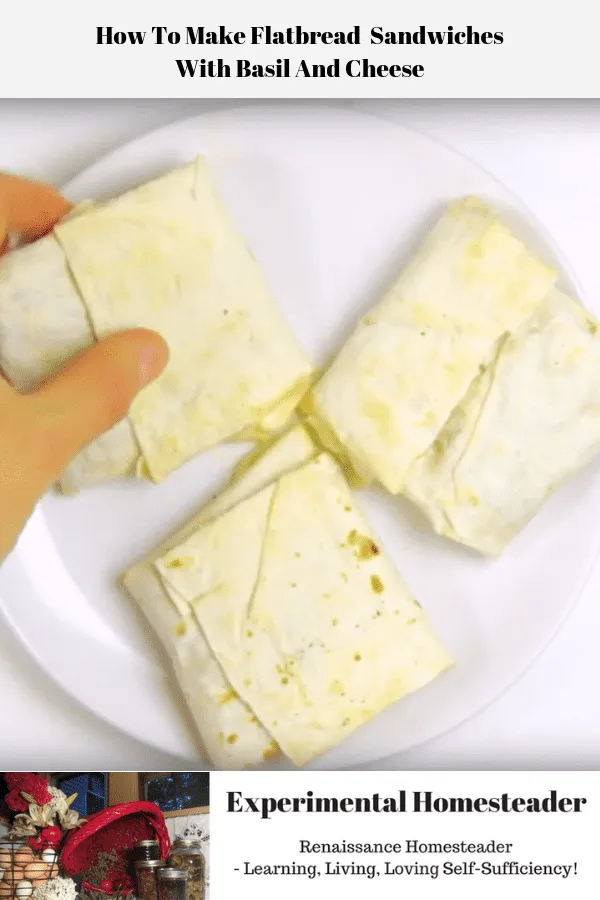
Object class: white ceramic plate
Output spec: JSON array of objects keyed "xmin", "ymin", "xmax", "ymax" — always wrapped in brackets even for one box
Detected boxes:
[{"xmin": 1, "ymin": 104, "xmax": 599, "ymax": 769}]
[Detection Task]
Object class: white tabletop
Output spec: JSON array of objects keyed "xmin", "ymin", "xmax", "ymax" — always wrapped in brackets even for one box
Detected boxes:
[{"xmin": 1, "ymin": 99, "xmax": 599, "ymax": 770}]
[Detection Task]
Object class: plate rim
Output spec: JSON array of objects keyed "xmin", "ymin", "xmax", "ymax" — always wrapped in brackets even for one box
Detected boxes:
[{"xmin": 1, "ymin": 100, "xmax": 595, "ymax": 769}]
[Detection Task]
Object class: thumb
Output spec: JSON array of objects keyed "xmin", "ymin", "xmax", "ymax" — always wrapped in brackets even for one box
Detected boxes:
[{"xmin": 28, "ymin": 329, "xmax": 169, "ymax": 480}]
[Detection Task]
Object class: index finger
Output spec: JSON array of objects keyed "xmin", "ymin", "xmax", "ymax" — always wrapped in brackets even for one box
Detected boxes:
[{"xmin": 0, "ymin": 174, "xmax": 72, "ymax": 247}]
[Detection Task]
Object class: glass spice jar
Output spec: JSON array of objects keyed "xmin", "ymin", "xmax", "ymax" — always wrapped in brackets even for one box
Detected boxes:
[
  {"xmin": 133, "ymin": 840, "xmax": 161, "ymax": 862},
  {"xmin": 158, "ymin": 868, "xmax": 189, "ymax": 900},
  {"xmin": 135, "ymin": 859, "xmax": 167, "ymax": 900},
  {"xmin": 170, "ymin": 839, "xmax": 201, "ymax": 852},
  {"xmin": 168, "ymin": 841, "xmax": 205, "ymax": 900}
]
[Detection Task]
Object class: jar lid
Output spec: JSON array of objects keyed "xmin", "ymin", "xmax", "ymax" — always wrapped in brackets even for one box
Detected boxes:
[
  {"xmin": 173, "ymin": 839, "xmax": 203, "ymax": 848},
  {"xmin": 159, "ymin": 870, "xmax": 189, "ymax": 880},
  {"xmin": 135, "ymin": 860, "xmax": 167, "ymax": 869},
  {"xmin": 135, "ymin": 840, "xmax": 160, "ymax": 847},
  {"xmin": 171, "ymin": 847, "xmax": 204, "ymax": 856}
]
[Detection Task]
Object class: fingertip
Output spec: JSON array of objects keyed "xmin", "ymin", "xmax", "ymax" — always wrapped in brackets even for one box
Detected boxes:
[
  {"xmin": 28, "ymin": 328, "xmax": 170, "ymax": 480},
  {"xmin": 134, "ymin": 329, "xmax": 170, "ymax": 388},
  {"xmin": 91, "ymin": 328, "xmax": 169, "ymax": 390}
]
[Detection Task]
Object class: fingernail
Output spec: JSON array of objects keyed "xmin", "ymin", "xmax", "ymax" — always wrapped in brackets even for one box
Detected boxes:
[{"xmin": 138, "ymin": 341, "xmax": 167, "ymax": 389}]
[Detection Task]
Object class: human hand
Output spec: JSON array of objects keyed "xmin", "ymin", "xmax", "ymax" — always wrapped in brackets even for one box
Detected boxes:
[{"xmin": 0, "ymin": 174, "xmax": 168, "ymax": 560}]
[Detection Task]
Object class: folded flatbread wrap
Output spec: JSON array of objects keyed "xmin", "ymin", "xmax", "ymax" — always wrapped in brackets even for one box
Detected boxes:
[
  {"xmin": 303, "ymin": 197, "xmax": 557, "ymax": 493},
  {"xmin": 0, "ymin": 159, "xmax": 312, "ymax": 490},
  {"xmin": 122, "ymin": 425, "xmax": 318, "ymax": 769},
  {"xmin": 150, "ymin": 452, "xmax": 452, "ymax": 768},
  {"xmin": 0, "ymin": 234, "xmax": 92, "ymax": 394},
  {"xmin": 0, "ymin": 228, "xmax": 140, "ymax": 490},
  {"xmin": 403, "ymin": 289, "xmax": 600, "ymax": 556}
]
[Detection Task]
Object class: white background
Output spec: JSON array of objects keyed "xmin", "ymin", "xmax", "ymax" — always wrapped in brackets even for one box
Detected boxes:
[
  {"xmin": 0, "ymin": 100, "xmax": 599, "ymax": 770},
  {"xmin": 1, "ymin": 0, "xmax": 600, "ymax": 97},
  {"xmin": 210, "ymin": 770, "xmax": 599, "ymax": 897}
]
